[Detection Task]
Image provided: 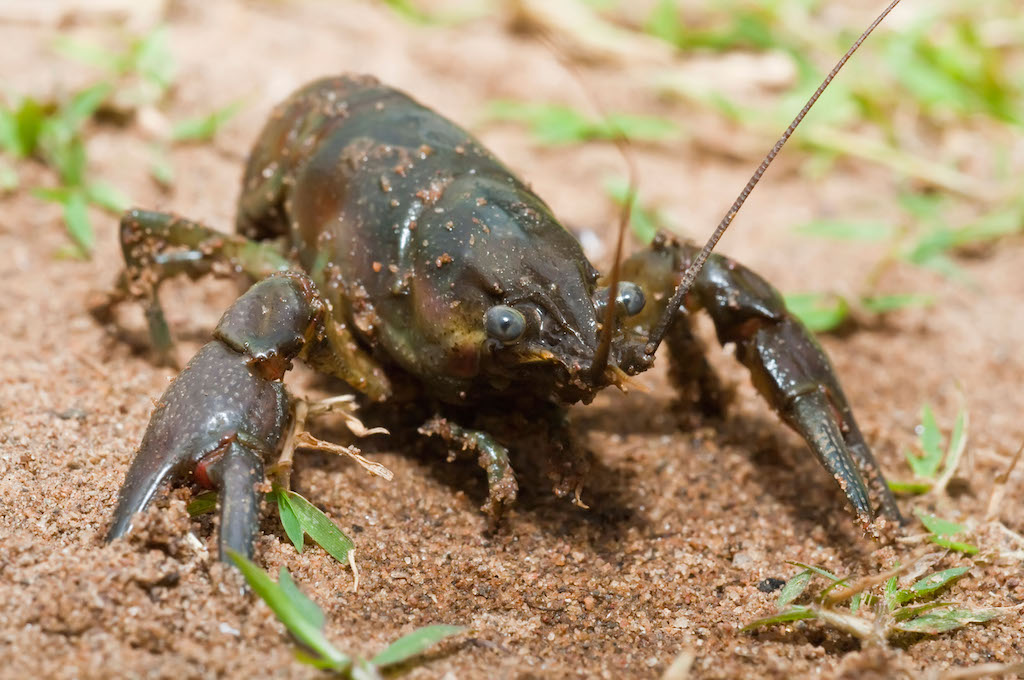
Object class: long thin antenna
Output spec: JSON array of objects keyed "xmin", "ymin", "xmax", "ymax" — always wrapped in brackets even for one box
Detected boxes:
[
  {"xmin": 644, "ymin": 0, "xmax": 903, "ymax": 356},
  {"xmin": 535, "ymin": 31, "xmax": 638, "ymax": 382}
]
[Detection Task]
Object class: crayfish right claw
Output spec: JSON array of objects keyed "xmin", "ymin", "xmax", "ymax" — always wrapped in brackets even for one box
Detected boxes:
[{"xmin": 106, "ymin": 272, "xmax": 327, "ymax": 563}]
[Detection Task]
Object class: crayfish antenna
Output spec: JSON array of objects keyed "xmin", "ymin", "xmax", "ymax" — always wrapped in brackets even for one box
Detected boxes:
[
  {"xmin": 533, "ymin": 31, "xmax": 638, "ymax": 383},
  {"xmin": 644, "ymin": 0, "xmax": 904, "ymax": 356}
]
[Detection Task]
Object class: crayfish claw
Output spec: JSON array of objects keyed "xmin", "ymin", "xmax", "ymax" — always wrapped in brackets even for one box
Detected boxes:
[
  {"xmin": 106, "ymin": 272, "xmax": 327, "ymax": 563},
  {"xmin": 204, "ymin": 441, "xmax": 265, "ymax": 561}
]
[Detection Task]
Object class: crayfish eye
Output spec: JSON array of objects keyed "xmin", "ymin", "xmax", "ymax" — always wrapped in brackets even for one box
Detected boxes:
[
  {"xmin": 616, "ymin": 281, "xmax": 646, "ymax": 316},
  {"xmin": 484, "ymin": 305, "xmax": 526, "ymax": 344}
]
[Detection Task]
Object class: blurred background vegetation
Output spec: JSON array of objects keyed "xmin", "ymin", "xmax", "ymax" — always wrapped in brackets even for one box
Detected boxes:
[{"xmin": 2, "ymin": 0, "xmax": 1021, "ymax": 330}]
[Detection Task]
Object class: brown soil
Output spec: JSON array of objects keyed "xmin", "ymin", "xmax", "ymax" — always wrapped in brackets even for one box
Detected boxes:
[{"xmin": 1, "ymin": 2, "xmax": 1022, "ymax": 679}]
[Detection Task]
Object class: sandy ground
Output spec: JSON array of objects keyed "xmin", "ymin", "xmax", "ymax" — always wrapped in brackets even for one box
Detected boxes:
[{"xmin": 1, "ymin": 1, "xmax": 1022, "ymax": 678}]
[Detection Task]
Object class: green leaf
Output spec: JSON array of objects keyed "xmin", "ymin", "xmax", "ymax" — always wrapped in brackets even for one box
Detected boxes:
[
  {"xmin": 783, "ymin": 293, "xmax": 850, "ymax": 332},
  {"xmin": 131, "ymin": 27, "xmax": 176, "ymax": 90},
  {"xmin": 52, "ymin": 36, "xmax": 123, "ymax": 72},
  {"xmin": 278, "ymin": 568, "xmax": 324, "ymax": 632},
  {"xmin": 894, "ymin": 608, "xmax": 998, "ymax": 634},
  {"xmin": 186, "ymin": 490, "xmax": 217, "ymax": 517},
  {"xmin": 946, "ymin": 406, "xmax": 967, "ymax": 465},
  {"xmin": 62, "ymin": 82, "xmax": 112, "ymax": 131},
  {"xmin": 929, "ymin": 536, "xmax": 979, "ymax": 555},
  {"xmin": 915, "ymin": 510, "xmax": 966, "ymax": 537},
  {"xmin": 645, "ymin": 0, "xmax": 685, "ymax": 47},
  {"xmin": 786, "ymin": 562, "xmax": 841, "ymax": 582},
  {"xmin": 887, "ymin": 479, "xmax": 932, "ymax": 495},
  {"xmin": 274, "ymin": 487, "xmax": 355, "ymax": 563},
  {"xmin": 149, "ymin": 144, "xmax": 174, "ymax": 187},
  {"xmin": 793, "ymin": 219, "xmax": 892, "ymax": 241},
  {"xmin": 895, "ymin": 567, "xmax": 970, "ymax": 605},
  {"xmin": 860, "ymin": 294, "xmax": 935, "ymax": 314},
  {"xmin": 907, "ymin": 404, "xmax": 943, "ymax": 479},
  {"xmin": 171, "ymin": 101, "xmax": 243, "ymax": 143},
  {"xmin": 3, "ymin": 97, "xmax": 47, "ymax": 157},
  {"xmin": 601, "ymin": 113, "xmax": 678, "ymax": 142},
  {"xmin": 776, "ymin": 570, "xmax": 812, "ymax": 608},
  {"xmin": 227, "ymin": 551, "xmax": 350, "ymax": 671},
  {"xmin": 884, "ymin": 573, "xmax": 900, "ymax": 611},
  {"xmin": 741, "ymin": 606, "xmax": 818, "ymax": 631},
  {"xmin": 86, "ymin": 181, "xmax": 131, "ymax": 213},
  {"xmin": 892, "ymin": 600, "xmax": 956, "ymax": 621},
  {"xmin": 62, "ymin": 189, "xmax": 93, "ymax": 254},
  {"xmin": 371, "ymin": 625, "xmax": 467, "ymax": 667},
  {"xmin": 0, "ymin": 158, "xmax": 18, "ymax": 192},
  {"xmin": 485, "ymin": 100, "xmax": 677, "ymax": 146},
  {"xmin": 272, "ymin": 488, "xmax": 305, "ymax": 553},
  {"xmin": 604, "ymin": 178, "xmax": 664, "ymax": 244}
]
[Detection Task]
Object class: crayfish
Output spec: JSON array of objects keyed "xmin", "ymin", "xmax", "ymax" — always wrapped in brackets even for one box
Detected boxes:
[{"xmin": 104, "ymin": 3, "xmax": 905, "ymax": 562}]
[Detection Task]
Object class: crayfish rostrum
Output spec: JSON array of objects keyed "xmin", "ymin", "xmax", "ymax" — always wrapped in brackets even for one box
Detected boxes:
[{"xmin": 104, "ymin": 72, "xmax": 902, "ymax": 562}]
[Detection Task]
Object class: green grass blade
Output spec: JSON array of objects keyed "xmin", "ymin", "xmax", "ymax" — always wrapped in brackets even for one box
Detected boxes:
[
  {"xmin": 278, "ymin": 568, "xmax": 324, "ymax": 631},
  {"xmin": 7, "ymin": 97, "xmax": 47, "ymax": 157},
  {"xmin": 227, "ymin": 551, "xmax": 349, "ymax": 671},
  {"xmin": 281, "ymin": 488, "xmax": 354, "ymax": 563},
  {"xmin": 86, "ymin": 181, "xmax": 131, "ymax": 214},
  {"xmin": 741, "ymin": 606, "xmax": 818, "ymax": 632},
  {"xmin": 148, "ymin": 144, "xmax": 174, "ymax": 187},
  {"xmin": 186, "ymin": 490, "xmax": 217, "ymax": 517},
  {"xmin": 171, "ymin": 101, "xmax": 243, "ymax": 143},
  {"xmin": 884, "ymin": 573, "xmax": 900, "ymax": 611},
  {"xmin": 0, "ymin": 158, "xmax": 18, "ymax": 192},
  {"xmin": 52, "ymin": 36, "xmax": 123, "ymax": 72},
  {"xmin": 887, "ymin": 479, "xmax": 932, "ymax": 494},
  {"xmin": 860, "ymin": 294, "xmax": 935, "ymax": 314},
  {"xmin": 370, "ymin": 625, "xmax": 466, "ymax": 668},
  {"xmin": 893, "ymin": 601, "xmax": 956, "ymax": 622},
  {"xmin": 776, "ymin": 570, "xmax": 812, "ymax": 608},
  {"xmin": 929, "ymin": 536, "xmax": 979, "ymax": 555},
  {"xmin": 895, "ymin": 567, "xmax": 970, "ymax": 605},
  {"xmin": 786, "ymin": 562, "xmax": 841, "ymax": 582},
  {"xmin": 793, "ymin": 219, "xmax": 892, "ymax": 241},
  {"xmin": 894, "ymin": 608, "xmax": 998, "ymax": 634},
  {"xmin": 131, "ymin": 27, "xmax": 176, "ymax": 90},
  {"xmin": 907, "ymin": 403, "xmax": 944, "ymax": 479},
  {"xmin": 604, "ymin": 178, "xmax": 664, "ymax": 244},
  {"xmin": 945, "ymin": 406, "xmax": 967, "ymax": 466},
  {"xmin": 272, "ymin": 488, "xmax": 305, "ymax": 553},
  {"xmin": 915, "ymin": 510, "xmax": 966, "ymax": 537},
  {"xmin": 783, "ymin": 293, "xmax": 850, "ymax": 333},
  {"xmin": 62, "ymin": 189, "xmax": 93, "ymax": 254},
  {"xmin": 62, "ymin": 83, "xmax": 112, "ymax": 131}
]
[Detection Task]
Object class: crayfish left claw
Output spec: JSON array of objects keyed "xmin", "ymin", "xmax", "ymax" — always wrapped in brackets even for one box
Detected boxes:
[
  {"xmin": 106, "ymin": 272, "xmax": 326, "ymax": 562},
  {"xmin": 785, "ymin": 389, "xmax": 873, "ymax": 523}
]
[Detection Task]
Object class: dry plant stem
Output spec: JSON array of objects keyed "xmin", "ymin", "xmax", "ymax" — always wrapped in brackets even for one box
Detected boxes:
[
  {"xmin": 307, "ymin": 394, "xmax": 389, "ymax": 437},
  {"xmin": 271, "ymin": 397, "xmax": 309, "ymax": 489},
  {"xmin": 348, "ymin": 549, "xmax": 360, "ymax": 593},
  {"xmin": 985, "ymin": 440, "xmax": 1023, "ymax": 520},
  {"xmin": 294, "ymin": 431, "xmax": 394, "ymax": 481},
  {"xmin": 822, "ymin": 563, "xmax": 907, "ymax": 607},
  {"xmin": 813, "ymin": 607, "xmax": 877, "ymax": 642},
  {"xmin": 661, "ymin": 649, "xmax": 696, "ymax": 680},
  {"xmin": 931, "ymin": 661, "xmax": 1024, "ymax": 680}
]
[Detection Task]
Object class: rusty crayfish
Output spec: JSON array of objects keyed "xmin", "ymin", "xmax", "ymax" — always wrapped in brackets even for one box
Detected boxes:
[{"xmin": 104, "ymin": 3, "xmax": 905, "ymax": 562}]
